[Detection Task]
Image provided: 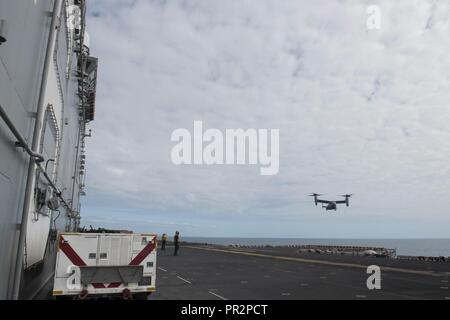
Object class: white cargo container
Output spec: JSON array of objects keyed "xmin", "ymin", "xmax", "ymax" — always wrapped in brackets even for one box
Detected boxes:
[{"xmin": 53, "ymin": 233, "xmax": 157, "ymax": 299}]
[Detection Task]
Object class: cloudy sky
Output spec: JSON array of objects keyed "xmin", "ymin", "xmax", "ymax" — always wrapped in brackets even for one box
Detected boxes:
[{"xmin": 81, "ymin": 0, "xmax": 450, "ymax": 238}]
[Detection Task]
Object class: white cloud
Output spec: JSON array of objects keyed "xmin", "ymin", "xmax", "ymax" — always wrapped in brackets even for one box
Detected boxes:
[{"xmin": 82, "ymin": 0, "xmax": 450, "ymax": 236}]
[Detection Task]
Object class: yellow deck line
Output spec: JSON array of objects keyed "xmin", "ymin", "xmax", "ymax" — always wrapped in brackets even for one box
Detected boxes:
[{"xmin": 186, "ymin": 246, "xmax": 445, "ymax": 277}]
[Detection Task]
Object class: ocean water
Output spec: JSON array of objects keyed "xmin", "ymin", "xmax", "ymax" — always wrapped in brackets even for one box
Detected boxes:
[{"xmin": 183, "ymin": 237, "xmax": 450, "ymax": 257}]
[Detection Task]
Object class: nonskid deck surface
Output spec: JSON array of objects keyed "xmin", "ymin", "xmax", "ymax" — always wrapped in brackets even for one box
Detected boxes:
[{"xmin": 153, "ymin": 245, "xmax": 450, "ymax": 300}]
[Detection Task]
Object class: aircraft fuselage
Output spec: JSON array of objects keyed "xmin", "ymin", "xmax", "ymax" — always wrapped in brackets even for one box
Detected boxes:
[{"xmin": 323, "ymin": 202, "xmax": 337, "ymax": 211}]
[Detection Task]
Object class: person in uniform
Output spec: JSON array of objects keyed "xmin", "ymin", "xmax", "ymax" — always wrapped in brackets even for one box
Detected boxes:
[
  {"xmin": 173, "ymin": 231, "xmax": 180, "ymax": 256},
  {"xmin": 161, "ymin": 233, "xmax": 168, "ymax": 251}
]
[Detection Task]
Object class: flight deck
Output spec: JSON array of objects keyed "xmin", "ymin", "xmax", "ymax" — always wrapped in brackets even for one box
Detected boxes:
[{"xmin": 153, "ymin": 245, "xmax": 450, "ymax": 300}]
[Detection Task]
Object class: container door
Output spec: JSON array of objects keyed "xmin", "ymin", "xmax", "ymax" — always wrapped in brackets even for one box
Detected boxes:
[
  {"xmin": 97, "ymin": 235, "xmax": 111, "ymax": 266},
  {"xmin": 107, "ymin": 235, "xmax": 131, "ymax": 265}
]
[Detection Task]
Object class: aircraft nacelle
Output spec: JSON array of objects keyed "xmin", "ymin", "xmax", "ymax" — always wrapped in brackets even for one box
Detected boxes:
[
  {"xmin": 310, "ymin": 194, "xmax": 321, "ymax": 206},
  {"xmin": 343, "ymin": 196, "xmax": 351, "ymax": 207}
]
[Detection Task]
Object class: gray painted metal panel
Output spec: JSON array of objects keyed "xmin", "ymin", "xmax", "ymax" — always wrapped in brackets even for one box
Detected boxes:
[
  {"xmin": 0, "ymin": 0, "xmax": 97, "ymax": 299},
  {"xmin": 0, "ymin": 0, "xmax": 52, "ymax": 113},
  {"xmin": 80, "ymin": 266, "xmax": 144, "ymax": 285},
  {"xmin": 0, "ymin": 0, "xmax": 53, "ymax": 299}
]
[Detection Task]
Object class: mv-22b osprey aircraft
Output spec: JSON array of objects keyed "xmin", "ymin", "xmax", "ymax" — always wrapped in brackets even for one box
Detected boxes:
[{"xmin": 309, "ymin": 193, "xmax": 353, "ymax": 211}]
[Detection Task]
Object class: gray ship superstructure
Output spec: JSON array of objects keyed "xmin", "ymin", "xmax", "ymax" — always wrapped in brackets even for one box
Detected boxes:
[{"xmin": 0, "ymin": 0, "xmax": 97, "ymax": 299}]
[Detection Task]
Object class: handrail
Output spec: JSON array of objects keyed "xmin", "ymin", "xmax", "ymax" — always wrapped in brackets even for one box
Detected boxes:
[
  {"xmin": 0, "ymin": 104, "xmax": 45, "ymax": 163},
  {"xmin": 0, "ymin": 104, "xmax": 75, "ymax": 216}
]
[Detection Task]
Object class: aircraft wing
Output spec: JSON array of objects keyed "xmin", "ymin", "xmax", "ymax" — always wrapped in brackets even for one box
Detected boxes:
[
  {"xmin": 335, "ymin": 200, "xmax": 347, "ymax": 204},
  {"xmin": 317, "ymin": 199, "xmax": 332, "ymax": 204}
]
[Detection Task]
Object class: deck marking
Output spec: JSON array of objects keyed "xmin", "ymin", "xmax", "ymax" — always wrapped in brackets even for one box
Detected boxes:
[
  {"xmin": 274, "ymin": 268, "xmax": 292, "ymax": 273},
  {"xmin": 209, "ymin": 291, "xmax": 228, "ymax": 300},
  {"xmin": 356, "ymin": 295, "xmax": 366, "ymax": 299},
  {"xmin": 158, "ymin": 267, "xmax": 168, "ymax": 272},
  {"xmin": 441, "ymin": 280, "xmax": 448, "ymax": 283},
  {"xmin": 186, "ymin": 246, "xmax": 445, "ymax": 277},
  {"xmin": 440, "ymin": 287, "xmax": 448, "ymax": 290},
  {"xmin": 177, "ymin": 276, "xmax": 192, "ymax": 284},
  {"xmin": 282, "ymin": 293, "xmax": 291, "ymax": 296}
]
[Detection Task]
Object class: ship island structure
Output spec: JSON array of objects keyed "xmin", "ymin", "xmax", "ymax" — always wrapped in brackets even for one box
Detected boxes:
[{"xmin": 0, "ymin": 0, "xmax": 97, "ymax": 299}]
